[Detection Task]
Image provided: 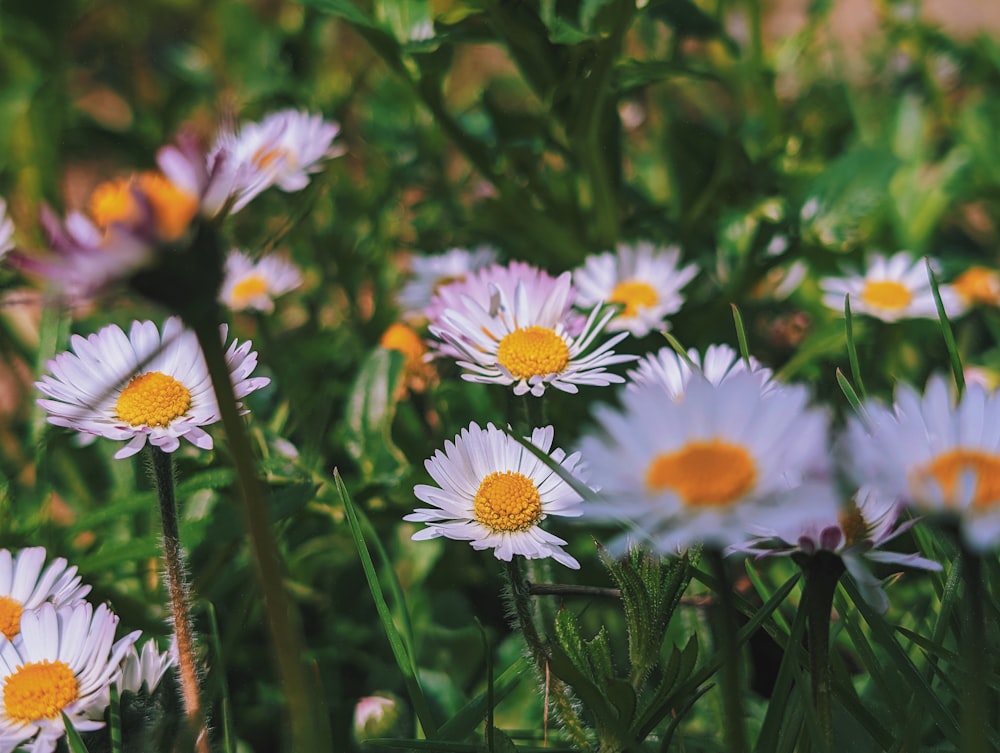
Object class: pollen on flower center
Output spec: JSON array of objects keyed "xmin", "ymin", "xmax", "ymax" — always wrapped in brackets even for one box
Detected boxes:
[
  {"xmin": 646, "ymin": 439, "xmax": 757, "ymax": 507},
  {"xmin": 609, "ymin": 280, "xmax": 658, "ymax": 317},
  {"xmin": 496, "ymin": 326, "xmax": 570, "ymax": 380},
  {"xmin": 231, "ymin": 275, "xmax": 269, "ymax": 306},
  {"xmin": 917, "ymin": 448, "xmax": 1000, "ymax": 508},
  {"xmin": 860, "ymin": 280, "xmax": 912, "ymax": 311},
  {"xmin": 0, "ymin": 596, "xmax": 23, "ymax": 640},
  {"xmin": 115, "ymin": 372, "xmax": 192, "ymax": 428},
  {"xmin": 839, "ymin": 501, "xmax": 868, "ymax": 547},
  {"xmin": 473, "ymin": 471, "xmax": 543, "ymax": 533},
  {"xmin": 3, "ymin": 660, "xmax": 79, "ymax": 724}
]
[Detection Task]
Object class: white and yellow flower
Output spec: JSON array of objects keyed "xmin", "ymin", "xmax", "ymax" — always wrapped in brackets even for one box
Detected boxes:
[
  {"xmin": 396, "ymin": 246, "xmax": 497, "ymax": 322},
  {"xmin": 405, "ymin": 423, "xmax": 586, "ymax": 568},
  {"xmin": 573, "ymin": 242, "xmax": 697, "ymax": 337},
  {"xmin": 0, "ymin": 548, "xmax": 91, "ymax": 642},
  {"xmin": 117, "ymin": 640, "xmax": 175, "ymax": 696},
  {"xmin": 36, "ymin": 317, "xmax": 269, "ymax": 459},
  {"xmin": 626, "ymin": 343, "xmax": 773, "ymax": 399},
  {"xmin": 220, "ymin": 250, "xmax": 303, "ymax": 313}
]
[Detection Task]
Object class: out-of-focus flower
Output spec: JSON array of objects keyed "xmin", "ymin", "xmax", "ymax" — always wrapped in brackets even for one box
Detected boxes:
[
  {"xmin": 396, "ymin": 246, "xmax": 497, "ymax": 323},
  {"xmin": 750, "ymin": 260, "xmax": 808, "ymax": 301},
  {"xmin": 219, "ymin": 250, "xmax": 303, "ymax": 313},
  {"xmin": 0, "ymin": 603, "xmax": 140, "ymax": 753},
  {"xmin": 0, "ymin": 548, "xmax": 91, "ymax": 641},
  {"xmin": 951, "ymin": 265, "xmax": 1000, "ymax": 308},
  {"xmin": 36, "ymin": 317, "xmax": 269, "ymax": 459},
  {"xmin": 573, "ymin": 242, "xmax": 697, "ymax": 337},
  {"xmin": 578, "ymin": 372, "xmax": 836, "ymax": 553},
  {"xmin": 352, "ymin": 692, "xmax": 408, "ymax": 745},
  {"xmin": 87, "ymin": 172, "xmax": 199, "ymax": 243},
  {"xmin": 626, "ymin": 343, "xmax": 773, "ymax": 398},
  {"xmin": 730, "ymin": 487, "xmax": 941, "ymax": 611},
  {"xmin": 430, "ymin": 269, "xmax": 633, "ymax": 396},
  {"xmin": 0, "ymin": 198, "xmax": 14, "ymax": 260},
  {"xmin": 117, "ymin": 639, "xmax": 176, "ymax": 696},
  {"xmin": 819, "ymin": 251, "xmax": 963, "ymax": 322},
  {"xmin": 379, "ymin": 322, "xmax": 436, "ymax": 392},
  {"xmin": 405, "ymin": 423, "xmax": 586, "ymax": 568}
]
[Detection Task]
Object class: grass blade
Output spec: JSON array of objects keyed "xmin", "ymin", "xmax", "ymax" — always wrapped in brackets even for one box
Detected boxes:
[
  {"xmin": 843, "ymin": 294, "xmax": 867, "ymax": 399},
  {"xmin": 62, "ymin": 712, "xmax": 90, "ymax": 753},
  {"xmin": 925, "ymin": 258, "xmax": 965, "ymax": 398},
  {"xmin": 731, "ymin": 303, "xmax": 752, "ymax": 366}
]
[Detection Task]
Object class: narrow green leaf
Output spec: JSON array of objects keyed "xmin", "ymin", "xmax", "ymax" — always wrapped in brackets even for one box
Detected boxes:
[
  {"xmin": 109, "ymin": 683, "xmax": 122, "ymax": 753},
  {"xmin": 438, "ymin": 658, "xmax": 527, "ymax": 742},
  {"xmin": 925, "ymin": 258, "xmax": 965, "ymax": 398},
  {"xmin": 662, "ymin": 332, "xmax": 698, "ymax": 368},
  {"xmin": 843, "ymin": 294, "xmax": 867, "ymax": 399},
  {"xmin": 61, "ymin": 713, "xmax": 90, "ymax": 753},
  {"xmin": 205, "ymin": 602, "xmax": 238, "ymax": 753},
  {"xmin": 836, "ymin": 368, "xmax": 867, "ymax": 418},
  {"xmin": 731, "ymin": 303, "xmax": 752, "ymax": 367}
]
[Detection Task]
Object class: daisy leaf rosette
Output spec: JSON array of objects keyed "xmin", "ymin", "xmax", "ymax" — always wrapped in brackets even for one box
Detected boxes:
[
  {"xmin": 220, "ymin": 249, "xmax": 303, "ymax": 313},
  {"xmin": 36, "ymin": 316, "xmax": 270, "ymax": 459},
  {"xmin": 397, "ymin": 246, "xmax": 498, "ymax": 322},
  {"xmin": 626, "ymin": 343, "xmax": 774, "ymax": 398},
  {"xmin": 0, "ymin": 603, "xmax": 140, "ymax": 753},
  {"xmin": 0, "ymin": 548, "xmax": 91, "ymax": 642},
  {"xmin": 429, "ymin": 269, "xmax": 634, "ymax": 397},
  {"xmin": 573, "ymin": 242, "xmax": 698, "ymax": 337},
  {"xmin": 404, "ymin": 422, "xmax": 586, "ymax": 569},
  {"xmin": 846, "ymin": 374, "xmax": 1000, "ymax": 551},
  {"xmin": 578, "ymin": 372, "xmax": 837, "ymax": 554}
]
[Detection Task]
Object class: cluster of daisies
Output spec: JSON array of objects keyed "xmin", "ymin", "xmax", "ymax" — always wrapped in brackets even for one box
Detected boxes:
[{"xmin": 0, "ymin": 547, "xmax": 173, "ymax": 753}]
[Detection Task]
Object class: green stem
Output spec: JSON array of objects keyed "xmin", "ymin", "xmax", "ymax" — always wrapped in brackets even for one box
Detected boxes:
[
  {"xmin": 801, "ymin": 551, "xmax": 845, "ymax": 753},
  {"xmin": 149, "ymin": 447, "xmax": 210, "ymax": 753},
  {"xmin": 706, "ymin": 548, "xmax": 748, "ymax": 753},
  {"xmin": 961, "ymin": 547, "xmax": 987, "ymax": 753}
]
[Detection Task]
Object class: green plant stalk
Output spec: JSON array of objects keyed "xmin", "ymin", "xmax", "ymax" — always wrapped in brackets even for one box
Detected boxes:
[
  {"xmin": 191, "ymin": 319, "xmax": 330, "ymax": 752},
  {"xmin": 706, "ymin": 549, "xmax": 748, "ymax": 753},
  {"xmin": 150, "ymin": 446, "xmax": 210, "ymax": 753},
  {"xmin": 801, "ymin": 551, "xmax": 845, "ymax": 753},
  {"xmin": 961, "ymin": 548, "xmax": 987, "ymax": 753}
]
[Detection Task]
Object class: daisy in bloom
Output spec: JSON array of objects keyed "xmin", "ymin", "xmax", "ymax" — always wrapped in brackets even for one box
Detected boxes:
[
  {"xmin": 430, "ymin": 269, "xmax": 633, "ymax": 396},
  {"xmin": 396, "ymin": 246, "xmax": 497, "ymax": 322},
  {"xmin": 0, "ymin": 198, "xmax": 13, "ymax": 260},
  {"xmin": 0, "ymin": 548, "xmax": 91, "ymax": 641},
  {"xmin": 36, "ymin": 317, "xmax": 270, "ymax": 459},
  {"xmin": 219, "ymin": 249, "xmax": 303, "ymax": 313},
  {"xmin": 951, "ymin": 265, "xmax": 1000, "ymax": 308},
  {"xmin": 118, "ymin": 640, "xmax": 176, "ymax": 696},
  {"xmin": 578, "ymin": 372, "xmax": 836, "ymax": 554},
  {"xmin": 819, "ymin": 251, "xmax": 964, "ymax": 322},
  {"xmin": 846, "ymin": 375, "xmax": 1000, "ymax": 551},
  {"xmin": 730, "ymin": 487, "xmax": 941, "ymax": 612},
  {"xmin": 626, "ymin": 343, "xmax": 773, "ymax": 398},
  {"xmin": 0, "ymin": 603, "xmax": 140, "ymax": 753},
  {"xmin": 573, "ymin": 242, "xmax": 697, "ymax": 337},
  {"xmin": 405, "ymin": 423, "xmax": 586, "ymax": 569}
]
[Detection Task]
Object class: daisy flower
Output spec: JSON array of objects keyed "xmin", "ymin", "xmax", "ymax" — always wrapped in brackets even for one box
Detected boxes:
[
  {"xmin": 626, "ymin": 343, "xmax": 773, "ymax": 399},
  {"xmin": 573, "ymin": 242, "xmax": 697, "ymax": 337},
  {"xmin": 0, "ymin": 602, "xmax": 140, "ymax": 753},
  {"xmin": 846, "ymin": 375, "xmax": 1000, "ymax": 551},
  {"xmin": 730, "ymin": 487, "xmax": 941, "ymax": 612},
  {"xmin": 951, "ymin": 265, "xmax": 1000, "ymax": 308},
  {"xmin": 118, "ymin": 640, "xmax": 175, "ymax": 696},
  {"xmin": 404, "ymin": 423, "xmax": 586, "ymax": 568},
  {"xmin": 36, "ymin": 317, "xmax": 270, "ymax": 459},
  {"xmin": 430, "ymin": 269, "xmax": 633, "ymax": 396},
  {"xmin": 578, "ymin": 372, "xmax": 836, "ymax": 554},
  {"xmin": 819, "ymin": 251, "xmax": 964, "ymax": 322},
  {"xmin": 0, "ymin": 548, "xmax": 91, "ymax": 641},
  {"xmin": 0, "ymin": 198, "xmax": 13, "ymax": 260},
  {"xmin": 396, "ymin": 246, "xmax": 497, "ymax": 322},
  {"xmin": 220, "ymin": 249, "xmax": 303, "ymax": 313}
]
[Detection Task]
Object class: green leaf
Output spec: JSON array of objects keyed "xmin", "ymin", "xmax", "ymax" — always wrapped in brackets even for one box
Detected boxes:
[
  {"xmin": 836, "ymin": 368, "xmax": 866, "ymax": 418},
  {"xmin": 647, "ymin": 0, "xmax": 725, "ymax": 40},
  {"xmin": 731, "ymin": 303, "xmax": 752, "ymax": 367},
  {"xmin": 62, "ymin": 713, "xmax": 90, "ymax": 753},
  {"xmin": 343, "ymin": 348, "xmax": 409, "ymax": 484},
  {"xmin": 843, "ymin": 295, "xmax": 867, "ymax": 399},
  {"xmin": 925, "ymin": 258, "xmax": 965, "ymax": 399},
  {"xmin": 438, "ymin": 659, "xmax": 528, "ymax": 742}
]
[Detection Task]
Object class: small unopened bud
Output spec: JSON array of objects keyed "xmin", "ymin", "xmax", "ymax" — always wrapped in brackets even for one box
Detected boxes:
[{"xmin": 352, "ymin": 692, "xmax": 408, "ymax": 749}]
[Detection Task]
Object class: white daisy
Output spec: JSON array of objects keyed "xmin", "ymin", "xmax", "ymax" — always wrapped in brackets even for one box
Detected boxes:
[
  {"xmin": 846, "ymin": 375, "xmax": 1000, "ymax": 551},
  {"xmin": 626, "ymin": 343, "xmax": 773, "ymax": 399},
  {"xmin": 578, "ymin": 372, "xmax": 836, "ymax": 553},
  {"xmin": 220, "ymin": 249, "xmax": 303, "ymax": 313},
  {"xmin": 430, "ymin": 270, "xmax": 634, "ymax": 396},
  {"xmin": 0, "ymin": 548, "xmax": 91, "ymax": 642},
  {"xmin": 117, "ymin": 639, "xmax": 175, "ymax": 696},
  {"xmin": 404, "ymin": 423, "xmax": 586, "ymax": 569},
  {"xmin": 573, "ymin": 242, "xmax": 698, "ymax": 337},
  {"xmin": 819, "ymin": 251, "xmax": 964, "ymax": 322},
  {"xmin": 36, "ymin": 317, "xmax": 270, "ymax": 459},
  {"xmin": 0, "ymin": 198, "xmax": 14, "ymax": 260},
  {"xmin": 0, "ymin": 602, "xmax": 140, "ymax": 753},
  {"xmin": 396, "ymin": 246, "xmax": 498, "ymax": 322}
]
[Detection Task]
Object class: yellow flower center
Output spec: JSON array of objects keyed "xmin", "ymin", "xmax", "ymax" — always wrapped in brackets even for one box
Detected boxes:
[
  {"xmin": 609, "ymin": 280, "xmax": 658, "ymax": 318},
  {"xmin": 380, "ymin": 323, "xmax": 426, "ymax": 366},
  {"xmin": 252, "ymin": 146, "xmax": 293, "ymax": 171},
  {"xmin": 473, "ymin": 471, "xmax": 543, "ymax": 533},
  {"xmin": 231, "ymin": 274, "xmax": 269, "ymax": 307},
  {"xmin": 89, "ymin": 177, "xmax": 143, "ymax": 229},
  {"xmin": 646, "ymin": 440, "xmax": 757, "ymax": 507},
  {"xmin": 860, "ymin": 280, "xmax": 912, "ymax": 311},
  {"xmin": 838, "ymin": 501, "xmax": 868, "ymax": 547},
  {"xmin": 0, "ymin": 597, "xmax": 23, "ymax": 640},
  {"xmin": 115, "ymin": 372, "xmax": 192, "ymax": 428},
  {"xmin": 496, "ymin": 326, "xmax": 570, "ymax": 380},
  {"xmin": 916, "ymin": 448, "xmax": 1000, "ymax": 509},
  {"xmin": 88, "ymin": 172, "xmax": 198, "ymax": 242},
  {"xmin": 953, "ymin": 266, "xmax": 1000, "ymax": 306},
  {"xmin": 3, "ymin": 660, "xmax": 79, "ymax": 724}
]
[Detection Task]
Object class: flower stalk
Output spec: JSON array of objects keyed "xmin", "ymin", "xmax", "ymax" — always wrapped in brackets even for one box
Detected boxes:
[
  {"xmin": 706, "ymin": 548, "xmax": 748, "ymax": 753},
  {"xmin": 801, "ymin": 550, "xmax": 845, "ymax": 753},
  {"xmin": 961, "ymin": 547, "xmax": 987, "ymax": 753}
]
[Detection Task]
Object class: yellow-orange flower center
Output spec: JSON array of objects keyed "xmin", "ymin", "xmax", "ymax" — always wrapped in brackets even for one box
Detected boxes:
[
  {"xmin": 953, "ymin": 266, "xmax": 1000, "ymax": 307},
  {"xmin": 88, "ymin": 172, "xmax": 198, "ymax": 242},
  {"xmin": 230, "ymin": 275, "xmax": 270, "ymax": 308},
  {"xmin": 860, "ymin": 280, "xmax": 912, "ymax": 311},
  {"xmin": 380, "ymin": 323, "xmax": 426, "ymax": 366},
  {"xmin": 473, "ymin": 471, "xmax": 543, "ymax": 533},
  {"xmin": 115, "ymin": 372, "xmax": 192, "ymax": 428},
  {"xmin": 646, "ymin": 440, "xmax": 757, "ymax": 507},
  {"xmin": 3, "ymin": 660, "xmax": 79, "ymax": 724},
  {"xmin": 496, "ymin": 327, "xmax": 570, "ymax": 380},
  {"xmin": 0, "ymin": 597, "xmax": 23, "ymax": 640},
  {"xmin": 916, "ymin": 448, "xmax": 1000, "ymax": 509},
  {"xmin": 89, "ymin": 177, "xmax": 143, "ymax": 230},
  {"xmin": 609, "ymin": 280, "xmax": 658, "ymax": 318},
  {"xmin": 252, "ymin": 146, "xmax": 293, "ymax": 171},
  {"xmin": 839, "ymin": 501, "xmax": 868, "ymax": 547}
]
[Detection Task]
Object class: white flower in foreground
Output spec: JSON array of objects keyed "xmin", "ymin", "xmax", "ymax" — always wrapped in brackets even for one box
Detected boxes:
[
  {"xmin": 0, "ymin": 603, "xmax": 139, "ymax": 753},
  {"xmin": 846, "ymin": 375, "xmax": 1000, "ymax": 551},
  {"xmin": 430, "ymin": 270, "xmax": 634, "ymax": 396},
  {"xmin": 730, "ymin": 487, "xmax": 941, "ymax": 612},
  {"xmin": 578, "ymin": 372, "xmax": 836, "ymax": 553},
  {"xmin": 220, "ymin": 250, "xmax": 303, "ymax": 313},
  {"xmin": 396, "ymin": 246, "xmax": 498, "ymax": 322},
  {"xmin": 627, "ymin": 343, "xmax": 773, "ymax": 399},
  {"xmin": 405, "ymin": 423, "xmax": 586, "ymax": 568},
  {"xmin": 36, "ymin": 317, "xmax": 270, "ymax": 459},
  {"xmin": 0, "ymin": 198, "xmax": 13, "ymax": 260},
  {"xmin": 0, "ymin": 548, "xmax": 91, "ymax": 641},
  {"xmin": 819, "ymin": 251, "xmax": 964, "ymax": 322},
  {"xmin": 573, "ymin": 242, "xmax": 697, "ymax": 337},
  {"xmin": 117, "ymin": 639, "xmax": 175, "ymax": 696}
]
